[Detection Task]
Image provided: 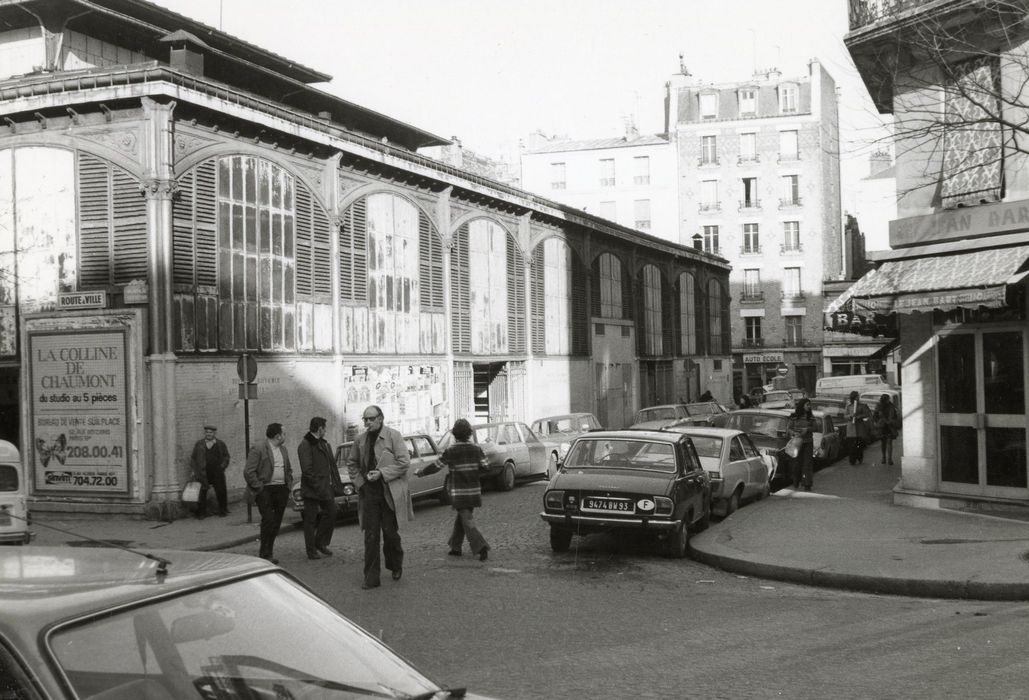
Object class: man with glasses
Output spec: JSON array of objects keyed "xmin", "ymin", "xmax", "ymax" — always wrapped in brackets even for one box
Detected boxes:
[
  {"xmin": 346, "ymin": 406, "xmax": 413, "ymax": 589},
  {"xmin": 243, "ymin": 423, "xmax": 294, "ymax": 564}
]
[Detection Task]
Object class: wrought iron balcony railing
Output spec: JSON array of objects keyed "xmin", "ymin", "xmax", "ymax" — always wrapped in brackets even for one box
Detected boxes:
[{"xmin": 848, "ymin": 0, "xmax": 933, "ymax": 31}]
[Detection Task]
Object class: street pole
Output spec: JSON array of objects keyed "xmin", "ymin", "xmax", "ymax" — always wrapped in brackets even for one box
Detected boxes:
[
  {"xmin": 244, "ymin": 389, "xmax": 251, "ymax": 523},
  {"xmin": 237, "ymin": 352, "xmax": 258, "ymax": 523}
]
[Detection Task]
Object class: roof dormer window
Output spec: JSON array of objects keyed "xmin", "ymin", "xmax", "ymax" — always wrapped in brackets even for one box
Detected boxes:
[
  {"xmin": 778, "ymin": 83, "xmax": 798, "ymax": 114},
  {"xmin": 738, "ymin": 87, "xmax": 758, "ymax": 117},
  {"xmin": 699, "ymin": 92, "xmax": 718, "ymax": 120}
]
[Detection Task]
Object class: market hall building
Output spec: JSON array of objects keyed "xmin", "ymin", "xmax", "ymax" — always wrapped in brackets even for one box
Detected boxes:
[{"xmin": 0, "ymin": 0, "xmax": 730, "ymax": 518}]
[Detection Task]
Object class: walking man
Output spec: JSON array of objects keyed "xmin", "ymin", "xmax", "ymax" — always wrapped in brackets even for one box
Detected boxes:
[
  {"xmin": 298, "ymin": 416, "xmax": 339, "ymax": 560},
  {"xmin": 190, "ymin": 424, "xmax": 230, "ymax": 518},
  {"xmin": 244, "ymin": 423, "xmax": 293, "ymax": 565},
  {"xmin": 346, "ymin": 406, "xmax": 413, "ymax": 589}
]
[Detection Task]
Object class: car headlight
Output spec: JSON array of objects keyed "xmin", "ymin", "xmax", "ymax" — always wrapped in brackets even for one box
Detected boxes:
[
  {"xmin": 343, "ymin": 484, "xmax": 356, "ymax": 496},
  {"xmin": 544, "ymin": 490, "xmax": 565, "ymax": 510}
]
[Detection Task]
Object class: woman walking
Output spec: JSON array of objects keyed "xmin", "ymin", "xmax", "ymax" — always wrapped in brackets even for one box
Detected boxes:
[
  {"xmin": 843, "ymin": 391, "xmax": 872, "ymax": 464},
  {"xmin": 418, "ymin": 418, "xmax": 491, "ymax": 561},
  {"xmin": 787, "ymin": 398, "xmax": 816, "ymax": 491},
  {"xmin": 873, "ymin": 394, "xmax": 900, "ymax": 465}
]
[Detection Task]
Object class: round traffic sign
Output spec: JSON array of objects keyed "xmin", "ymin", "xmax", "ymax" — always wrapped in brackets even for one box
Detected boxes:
[
  {"xmin": 776, "ymin": 365, "xmax": 789, "ymax": 377},
  {"xmin": 237, "ymin": 354, "xmax": 258, "ymax": 383}
]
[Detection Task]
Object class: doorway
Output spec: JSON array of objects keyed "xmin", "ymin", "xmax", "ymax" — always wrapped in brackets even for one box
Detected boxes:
[
  {"xmin": 0, "ymin": 366, "xmax": 18, "ymax": 446},
  {"xmin": 473, "ymin": 362, "xmax": 508, "ymax": 422}
]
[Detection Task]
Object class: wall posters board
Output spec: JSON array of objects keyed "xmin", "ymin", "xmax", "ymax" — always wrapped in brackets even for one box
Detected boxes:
[{"xmin": 28, "ymin": 329, "xmax": 130, "ymax": 494}]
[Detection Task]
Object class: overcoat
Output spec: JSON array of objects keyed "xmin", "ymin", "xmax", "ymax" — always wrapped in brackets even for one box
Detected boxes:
[{"xmin": 346, "ymin": 425, "xmax": 414, "ymax": 527}]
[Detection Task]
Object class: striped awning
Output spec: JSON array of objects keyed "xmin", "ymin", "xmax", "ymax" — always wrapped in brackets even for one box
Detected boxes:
[{"xmin": 826, "ymin": 245, "xmax": 1029, "ymax": 316}]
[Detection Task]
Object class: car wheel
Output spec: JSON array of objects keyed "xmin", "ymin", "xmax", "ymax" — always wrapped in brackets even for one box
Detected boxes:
[
  {"xmin": 726, "ymin": 488, "xmax": 740, "ymax": 516},
  {"xmin": 664, "ymin": 519, "xmax": 688, "ymax": 558},
  {"xmin": 438, "ymin": 475, "xmax": 451, "ymax": 505},
  {"xmin": 547, "ymin": 451, "xmax": 559, "ymax": 479},
  {"xmin": 550, "ymin": 526, "xmax": 572, "ymax": 552},
  {"xmin": 495, "ymin": 462, "xmax": 516, "ymax": 492}
]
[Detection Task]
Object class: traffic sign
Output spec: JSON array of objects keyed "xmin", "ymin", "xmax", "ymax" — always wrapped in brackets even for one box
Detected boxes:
[
  {"xmin": 776, "ymin": 364, "xmax": 789, "ymax": 377},
  {"xmin": 236, "ymin": 353, "xmax": 258, "ymax": 383}
]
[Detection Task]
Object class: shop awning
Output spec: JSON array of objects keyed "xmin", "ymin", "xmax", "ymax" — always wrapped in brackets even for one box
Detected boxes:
[{"xmin": 827, "ymin": 245, "xmax": 1029, "ymax": 315}]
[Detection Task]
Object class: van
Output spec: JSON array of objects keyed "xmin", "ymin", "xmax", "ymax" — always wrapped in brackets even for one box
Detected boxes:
[
  {"xmin": 814, "ymin": 374, "xmax": 891, "ymax": 397},
  {"xmin": 0, "ymin": 440, "xmax": 30, "ymax": 544}
]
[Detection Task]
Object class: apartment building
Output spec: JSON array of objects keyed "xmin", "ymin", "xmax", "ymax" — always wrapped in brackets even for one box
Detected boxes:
[{"xmin": 667, "ymin": 60, "xmax": 844, "ymax": 398}]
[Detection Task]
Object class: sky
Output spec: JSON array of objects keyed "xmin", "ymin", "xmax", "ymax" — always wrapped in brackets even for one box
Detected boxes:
[{"xmin": 152, "ymin": 0, "xmax": 892, "ymax": 211}]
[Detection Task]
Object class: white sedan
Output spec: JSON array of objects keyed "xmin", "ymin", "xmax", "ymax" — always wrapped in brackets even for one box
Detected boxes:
[{"xmin": 664, "ymin": 425, "xmax": 772, "ymax": 517}]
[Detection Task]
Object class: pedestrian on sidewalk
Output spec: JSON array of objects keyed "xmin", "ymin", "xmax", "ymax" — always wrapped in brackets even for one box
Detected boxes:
[
  {"xmin": 190, "ymin": 424, "xmax": 230, "ymax": 518},
  {"xmin": 787, "ymin": 398, "xmax": 815, "ymax": 491},
  {"xmin": 346, "ymin": 405, "xmax": 413, "ymax": 590},
  {"xmin": 417, "ymin": 418, "xmax": 490, "ymax": 561},
  {"xmin": 244, "ymin": 423, "xmax": 294, "ymax": 565},
  {"xmin": 843, "ymin": 391, "xmax": 871, "ymax": 464},
  {"xmin": 873, "ymin": 394, "xmax": 900, "ymax": 465},
  {"xmin": 297, "ymin": 416, "xmax": 339, "ymax": 560}
]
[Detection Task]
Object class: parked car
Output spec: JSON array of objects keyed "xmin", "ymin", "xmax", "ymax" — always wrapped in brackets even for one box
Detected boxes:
[
  {"xmin": 721, "ymin": 408, "xmax": 793, "ymax": 485},
  {"xmin": 815, "ymin": 373, "xmax": 891, "ymax": 397},
  {"xmin": 540, "ymin": 429, "xmax": 712, "ymax": 558},
  {"xmin": 0, "ymin": 439, "xmax": 31, "ymax": 545},
  {"xmin": 808, "ymin": 395, "xmax": 847, "ymax": 425},
  {"xmin": 530, "ymin": 412, "xmax": 603, "ymax": 476},
  {"xmin": 664, "ymin": 426, "xmax": 771, "ymax": 517},
  {"xmin": 810, "ymin": 411, "xmax": 843, "ymax": 465},
  {"xmin": 294, "ymin": 433, "xmax": 448, "ymax": 519},
  {"xmin": 758, "ymin": 388, "xmax": 806, "ymax": 410},
  {"xmin": 0, "ymin": 546, "xmax": 489, "ymax": 699},
  {"xmin": 630, "ymin": 402, "xmax": 728, "ymax": 430},
  {"xmin": 438, "ymin": 420, "xmax": 547, "ymax": 491}
]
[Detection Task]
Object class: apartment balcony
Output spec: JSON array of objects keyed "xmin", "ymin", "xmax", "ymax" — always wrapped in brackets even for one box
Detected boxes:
[
  {"xmin": 777, "ymin": 153, "xmax": 801, "ymax": 163},
  {"xmin": 742, "ymin": 338, "xmax": 765, "ymax": 347},
  {"xmin": 782, "ymin": 337, "xmax": 809, "ymax": 348},
  {"xmin": 698, "ymin": 202, "xmax": 721, "ymax": 213},
  {"xmin": 780, "ymin": 242, "xmax": 804, "ymax": 254},
  {"xmin": 740, "ymin": 245, "xmax": 762, "ymax": 256},
  {"xmin": 697, "ymin": 157, "xmax": 720, "ymax": 167},
  {"xmin": 737, "ymin": 154, "xmax": 760, "ymax": 165},
  {"xmin": 738, "ymin": 199, "xmax": 762, "ymax": 212},
  {"xmin": 740, "ymin": 291, "xmax": 764, "ymax": 302},
  {"xmin": 778, "ymin": 197, "xmax": 803, "ymax": 209},
  {"xmin": 847, "ymin": 0, "xmax": 936, "ymax": 32},
  {"xmin": 781, "ymin": 291, "xmax": 806, "ymax": 301}
]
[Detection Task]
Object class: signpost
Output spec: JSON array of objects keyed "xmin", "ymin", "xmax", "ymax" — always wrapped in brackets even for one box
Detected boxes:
[{"xmin": 237, "ymin": 354, "xmax": 257, "ymax": 522}]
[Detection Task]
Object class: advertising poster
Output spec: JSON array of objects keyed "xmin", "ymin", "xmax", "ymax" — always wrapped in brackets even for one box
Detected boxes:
[{"xmin": 29, "ymin": 330, "xmax": 130, "ymax": 494}]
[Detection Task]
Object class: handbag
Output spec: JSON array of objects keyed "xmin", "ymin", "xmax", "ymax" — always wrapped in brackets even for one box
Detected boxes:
[
  {"xmin": 784, "ymin": 436, "xmax": 802, "ymax": 459},
  {"xmin": 181, "ymin": 480, "xmax": 202, "ymax": 503}
]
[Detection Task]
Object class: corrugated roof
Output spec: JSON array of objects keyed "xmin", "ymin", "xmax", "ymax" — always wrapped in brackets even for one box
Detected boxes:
[{"xmin": 526, "ymin": 134, "xmax": 669, "ymax": 154}]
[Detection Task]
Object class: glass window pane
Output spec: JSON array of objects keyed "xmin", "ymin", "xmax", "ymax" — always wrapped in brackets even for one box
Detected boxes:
[
  {"xmin": 983, "ymin": 331, "xmax": 1024, "ymax": 414},
  {"xmin": 938, "ymin": 334, "xmax": 977, "ymax": 413},
  {"xmin": 940, "ymin": 425, "xmax": 978, "ymax": 483},
  {"xmin": 985, "ymin": 427, "xmax": 1027, "ymax": 488}
]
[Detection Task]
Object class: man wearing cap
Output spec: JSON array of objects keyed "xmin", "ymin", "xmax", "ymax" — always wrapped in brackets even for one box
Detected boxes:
[{"xmin": 190, "ymin": 424, "xmax": 231, "ymax": 518}]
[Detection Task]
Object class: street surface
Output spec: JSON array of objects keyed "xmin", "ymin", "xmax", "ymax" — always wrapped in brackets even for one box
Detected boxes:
[{"xmin": 229, "ymin": 478, "xmax": 1029, "ymax": 699}]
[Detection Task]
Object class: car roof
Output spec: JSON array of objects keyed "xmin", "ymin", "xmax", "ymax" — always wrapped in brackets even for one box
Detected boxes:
[
  {"xmin": 0, "ymin": 439, "xmax": 18, "ymax": 462},
  {"xmin": 728, "ymin": 408, "xmax": 792, "ymax": 417},
  {"xmin": 662, "ymin": 425, "xmax": 744, "ymax": 439},
  {"xmin": 533, "ymin": 413, "xmax": 594, "ymax": 422},
  {"xmin": 574, "ymin": 429, "xmax": 688, "ymax": 445},
  {"xmin": 637, "ymin": 404, "xmax": 681, "ymax": 411}
]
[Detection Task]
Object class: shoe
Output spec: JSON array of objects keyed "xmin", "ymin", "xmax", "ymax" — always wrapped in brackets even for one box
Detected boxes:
[
  {"xmin": 803, "ymin": 484, "xmax": 812, "ymax": 491},
  {"xmin": 362, "ymin": 581, "xmax": 380, "ymax": 590},
  {"xmin": 217, "ymin": 512, "xmax": 227, "ymax": 518},
  {"xmin": 448, "ymin": 550, "xmax": 462, "ymax": 556},
  {"xmin": 306, "ymin": 551, "xmax": 322, "ymax": 560},
  {"xmin": 195, "ymin": 513, "xmax": 207, "ymax": 520},
  {"xmin": 316, "ymin": 547, "xmax": 333, "ymax": 557},
  {"xmin": 888, "ymin": 460, "xmax": 894, "ymax": 465},
  {"xmin": 478, "ymin": 547, "xmax": 489, "ymax": 562},
  {"xmin": 391, "ymin": 568, "xmax": 402, "ymax": 581}
]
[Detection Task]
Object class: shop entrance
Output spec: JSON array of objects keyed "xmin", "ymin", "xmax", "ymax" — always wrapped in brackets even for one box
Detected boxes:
[
  {"xmin": 937, "ymin": 326, "xmax": 1027, "ymax": 496},
  {"xmin": 0, "ymin": 366, "xmax": 17, "ymax": 446},
  {"xmin": 473, "ymin": 362, "xmax": 508, "ymax": 422}
]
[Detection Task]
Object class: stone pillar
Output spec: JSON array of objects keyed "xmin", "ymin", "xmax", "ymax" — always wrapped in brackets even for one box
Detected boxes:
[
  {"xmin": 437, "ymin": 187, "xmax": 455, "ymax": 426},
  {"xmin": 140, "ymin": 98, "xmax": 179, "ymax": 516}
]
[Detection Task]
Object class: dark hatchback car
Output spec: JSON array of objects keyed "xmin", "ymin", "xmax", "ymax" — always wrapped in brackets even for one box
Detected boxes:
[{"xmin": 540, "ymin": 430, "xmax": 712, "ymax": 558}]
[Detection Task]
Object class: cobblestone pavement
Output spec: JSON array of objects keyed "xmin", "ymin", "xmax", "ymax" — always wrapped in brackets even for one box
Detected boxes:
[{"xmin": 229, "ymin": 480, "xmax": 1029, "ymax": 700}]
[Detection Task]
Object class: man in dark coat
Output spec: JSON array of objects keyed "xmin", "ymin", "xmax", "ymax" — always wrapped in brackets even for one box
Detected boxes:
[
  {"xmin": 190, "ymin": 425, "xmax": 230, "ymax": 518},
  {"xmin": 297, "ymin": 416, "xmax": 339, "ymax": 560},
  {"xmin": 418, "ymin": 418, "xmax": 490, "ymax": 561},
  {"xmin": 243, "ymin": 423, "xmax": 294, "ymax": 564}
]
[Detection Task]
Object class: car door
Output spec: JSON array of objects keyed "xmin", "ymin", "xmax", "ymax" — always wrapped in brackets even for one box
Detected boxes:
[
  {"xmin": 408, "ymin": 435, "xmax": 444, "ymax": 498},
  {"xmin": 498, "ymin": 422, "xmax": 529, "ymax": 476},
  {"xmin": 518, "ymin": 422, "xmax": 547, "ymax": 477},
  {"xmin": 726, "ymin": 435, "xmax": 750, "ymax": 497},
  {"xmin": 737, "ymin": 433, "xmax": 767, "ymax": 495},
  {"xmin": 676, "ymin": 439, "xmax": 708, "ymax": 526}
]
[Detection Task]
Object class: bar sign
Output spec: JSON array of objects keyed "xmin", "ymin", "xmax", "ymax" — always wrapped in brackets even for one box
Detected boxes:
[{"xmin": 58, "ymin": 291, "xmax": 108, "ymax": 309}]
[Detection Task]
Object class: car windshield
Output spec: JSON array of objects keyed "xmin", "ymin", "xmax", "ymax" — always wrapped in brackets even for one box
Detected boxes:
[
  {"xmin": 564, "ymin": 438, "xmax": 677, "ymax": 473},
  {"xmin": 730, "ymin": 414, "xmax": 789, "ymax": 438},
  {"xmin": 685, "ymin": 403, "xmax": 718, "ymax": 416},
  {"xmin": 635, "ymin": 407, "xmax": 677, "ymax": 422},
  {"xmin": 50, "ymin": 573, "xmax": 438, "ymax": 699},
  {"xmin": 550, "ymin": 417, "xmax": 590, "ymax": 434},
  {"xmin": 686, "ymin": 435, "xmax": 723, "ymax": 459}
]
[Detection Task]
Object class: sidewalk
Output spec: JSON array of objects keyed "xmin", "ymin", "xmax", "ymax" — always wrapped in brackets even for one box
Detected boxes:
[{"xmin": 26, "ymin": 459, "xmax": 1029, "ymax": 601}]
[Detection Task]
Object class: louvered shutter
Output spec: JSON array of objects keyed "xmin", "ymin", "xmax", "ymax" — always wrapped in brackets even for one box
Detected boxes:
[
  {"xmin": 295, "ymin": 184, "xmax": 313, "ymax": 297},
  {"xmin": 506, "ymin": 236, "xmax": 525, "ymax": 354},
  {"xmin": 530, "ymin": 244, "xmax": 545, "ymax": 354},
  {"xmin": 589, "ymin": 255, "xmax": 601, "ymax": 317},
  {"xmin": 621, "ymin": 260, "xmax": 633, "ymax": 320},
  {"xmin": 635, "ymin": 270, "xmax": 647, "ymax": 356},
  {"xmin": 111, "ymin": 168, "xmax": 147, "ymax": 283},
  {"xmin": 77, "ymin": 153, "xmax": 111, "ymax": 288},
  {"xmin": 172, "ymin": 170, "xmax": 195, "ymax": 286},
  {"xmin": 419, "ymin": 211, "xmax": 444, "ymax": 310},
  {"xmin": 450, "ymin": 225, "xmax": 469, "ymax": 353},
  {"xmin": 339, "ymin": 198, "xmax": 368, "ymax": 304},
  {"xmin": 571, "ymin": 255, "xmax": 588, "ymax": 356},
  {"xmin": 194, "ymin": 160, "xmax": 217, "ymax": 288},
  {"xmin": 662, "ymin": 275, "xmax": 676, "ymax": 356}
]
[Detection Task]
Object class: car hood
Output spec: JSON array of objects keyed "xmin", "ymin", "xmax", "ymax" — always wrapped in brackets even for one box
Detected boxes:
[{"xmin": 551, "ymin": 468, "xmax": 675, "ymax": 494}]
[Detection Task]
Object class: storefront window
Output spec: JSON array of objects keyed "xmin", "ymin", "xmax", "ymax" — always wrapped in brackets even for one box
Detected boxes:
[
  {"xmin": 938, "ymin": 334, "xmax": 976, "ymax": 414},
  {"xmin": 940, "ymin": 425, "xmax": 978, "ymax": 483}
]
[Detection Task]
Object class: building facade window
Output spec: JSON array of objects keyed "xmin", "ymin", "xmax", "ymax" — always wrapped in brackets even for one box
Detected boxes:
[
  {"xmin": 745, "ymin": 317, "xmax": 762, "ymax": 345},
  {"xmin": 742, "ymin": 223, "xmax": 760, "ymax": 254},
  {"xmin": 700, "ymin": 179, "xmax": 719, "ymax": 210},
  {"xmin": 701, "ymin": 135, "xmax": 718, "ymax": 165},
  {"xmin": 743, "ymin": 268, "xmax": 761, "ymax": 299},
  {"xmin": 781, "ymin": 175, "xmax": 800, "ymax": 206},
  {"xmin": 598, "ymin": 252, "xmax": 623, "ymax": 318},
  {"xmin": 783, "ymin": 266, "xmax": 802, "ymax": 299},
  {"xmin": 550, "ymin": 162, "xmax": 566, "ymax": 190},
  {"xmin": 779, "ymin": 130, "xmax": 799, "ymax": 161},
  {"xmin": 365, "ymin": 193, "xmax": 423, "ymax": 354},
  {"xmin": 738, "ymin": 88, "xmax": 757, "ymax": 116},
  {"xmin": 702, "ymin": 225, "xmax": 720, "ymax": 255},
  {"xmin": 642, "ymin": 264, "xmax": 663, "ymax": 355},
  {"xmin": 699, "ymin": 92, "xmax": 718, "ymax": 119},
  {"xmin": 739, "ymin": 132, "xmax": 757, "ymax": 163},
  {"xmin": 679, "ymin": 272, "xmax": 697, "ymax": 355},
  {"xmin": 633, "ymin": 199, "xmax": 651, "ymax": 230},
  {"xmin": 468, "ymin": 219, "xmax": 510, "ymax": 353},
  {"xmin": 779, "ymin": 84, "xmax": 798, "ymax": 113},
  {"xmin": 633, "ymin": 156, "xmax": 650, "ymax": 185},
  {"xmin": 783, "ymin": 221, "xmax": 801, "ymax": 252},
  {"xmin": 784, "ymin": 315, "xmax": 803, "ymax": 345},
  {"xmin": 707, "ymin": 279, "xmax": 724, "ymax": 355},
  {"xmin": 599, "ymin": 158, "xmax": 615, "ymax": 187},
  {"xmin": 741, "ymin": 177, "xmax": 759, "ymax": 208}
]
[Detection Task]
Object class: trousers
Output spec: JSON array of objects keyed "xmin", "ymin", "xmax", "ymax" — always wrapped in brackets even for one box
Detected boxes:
[
  {"xmin": 303, "ymin": 497, "xmax": 338, "ymax": 554},
  {"xmin": 448, "ymin": 508, "xmax": 488, "ymax": 554},
  {"xmin": 361, "ymin": 488, "xmax": 402, "ymax": 586},
  {"xmin": 255, "ymin": 484, "xmax": 289, "ymax": 558}
]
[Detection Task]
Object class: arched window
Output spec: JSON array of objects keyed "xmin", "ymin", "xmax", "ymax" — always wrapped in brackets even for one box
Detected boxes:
[
  {"xmin": 679, "ymin": 272, "xmax": 697, "ymax": 355},
  {"xmin": 542, "ymin": 238, "xmax": 571, "ymax": 354},
  {"xmin": 598, "ymin": 252, "xmax": 622, "ymax": 318},
  {"xmin": 468, "ymin": 219, "xmax": 509, "ymax": 354},
  {"xmin": 707, "ymin": 279, "xmax": 724, "ymax": 355},
  {"xmin": 642, "ymin": 264, "xmax": 663, "ymax": 356}
]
